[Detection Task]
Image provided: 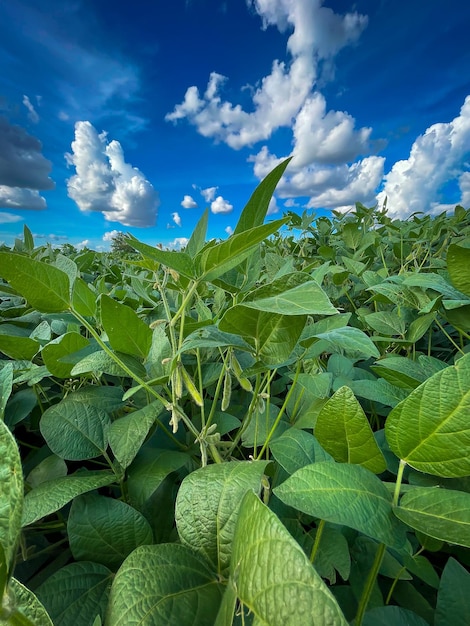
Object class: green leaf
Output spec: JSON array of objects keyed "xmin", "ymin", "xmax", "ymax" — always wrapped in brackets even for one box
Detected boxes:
[
  {"xmin": 126, "ymin": 236, "xmax": 196, "ymax": 278},
  {"xmin": 99, "ymin": 294, "xmax": 152, "ymax": 359},
  {"xmin": 4, "ymin": 389, "xmax": 37, "ymax": 429},
  {"xmin": 313, "ymin": 525, "xmax": 351, "ymax": 584},
  {"xmin": 0, "ymin": 420, "xmax": 23, "ymax": 568},
  {"xmin": 22, "ymin": 471, "xmax": 115, "ymax": 526},
  {"xmin": 71, "ymin": 277, "xmax": 97, "ymax": 317},
  {"xmin": 394, "ymin": 487, "xmax": 470, "ymax": 548},
  {"xmin": 108, "ymin": 402, "xmax": 162, "ymax": 469},
  {"xmin": 385, "ymin": 353, "xmax": 470, "ymax": 477},
  {"xmin": 234, "ymin": 158, "xmax": 291, "ymax": 234},
  {"xmin": 274, "ymin": 462, "xmax": 407, "ymax": 550},
  {"xmin": 219, "ymin": 307, "xmax": 305, "ymax": 366},
  {"xmin": 67, "ymin": 494, "xmax": 153, "ymax": 569},
  {"xmin": 63, "ymin": 386, "xmax": 124, "ymax": 414},
  {"xmin": 41, "ymin": 332, "xmax": 90, "ymax": 378},
  {"xmin": 0, "ymin": 363, "xmax": 13, "ymax": 421},
  {"xmin": 270, "ymin": 428, "xmax": 333, "ymax": 474},
  {"xmin": 2, "ymin": 578, "xmax": 54, "ymax": 625},
  {"xmin": 447, "ymin": 243, "xmax": 470, "ymax": 297},
  {"xmin": 70, "ymin": 349, "xmax": 147, "ymax": 379},
  {"xmin": 178, "ymin": 326, "xmax": 251, "ymax": 355},
  {"xmin": 22, "ymin": 224, "xmax": 34, "ymax": 253},
  {"xmin": 40, "ymin": 401, "xmax": 111, "ymax": 461},
  {"xmin": 106, "ymin": 544, "xmax": 223, "ymax": 626},
  {"xmin": 364, "ymin": 311, "xmax": 406, "ymax": 337},
  {"xmin": 36, "ymin": 562, "xmax": 112, "ymax": 626},
  {"xmin": 0, "ymin": 335, "xmax": 40, "ymax": 361},
  {"xmin": 361, "ymin": 606, "xmax": 429, "ymax": 626},
  {"xmin": 0, "ymin": 253, "xmax": 70, "ymax": 313},
  {"xmin": 231, "ymin": 491, "xmax": 348, "ymax": 625},
  {"xmin": 186, "ymin": 208, "xmax": 209, "ymax": 258},
  {"xmin": 312, "ymin": 326, "xmax": 380, "ymax": 359},
  {"xmin": 241, "ymin": 274, "xmax": 337, "ymax": 316},
  {"xmin": 127, "ymin": 448, "xmax": 188, "ymax": 508},
  {"xmin": 197, "ymin": 218, "xmax": 288, "ymax": 282},
  {"xmin": 435, "ymin": 557, "xmax": 470, "ymax": 626},
  {"xmin": 26, "ymin": 455, "xmax": 67, "ymax": 488},
  {"xmin": 315, "ymin": 386, "xmax": 386, "ymax": 473},
  {"xmin": 175, "ymin": 461, "xmax": 268, "ymax": 575}
]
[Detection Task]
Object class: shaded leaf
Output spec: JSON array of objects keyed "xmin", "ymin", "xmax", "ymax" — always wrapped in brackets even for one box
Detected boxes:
[{"xmin": 0, "ymin": 420, "xmax": 23, "ymax": 567}]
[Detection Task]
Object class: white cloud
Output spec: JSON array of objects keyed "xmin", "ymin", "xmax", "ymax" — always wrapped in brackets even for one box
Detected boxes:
[
  {"xmin": 0, "ymin": 116, "xmax": 54, "ymax": 190},
  {"xmin": 211, "ymin": 196, "xmax": 233, "ymax": 214},
  {"xmin": 377, "ymin": 96, "xmax": 470, "ymax": 218},
  {"xmin": 0, "ymin": 186, "xmax": 47, "ymax": 210},
  {"xmin": 166, "ymin": 0, "xmax": 367, "ymax": 149},
  {"xmin": 201, "ymin": 186, "xmax": 217, "ymax": 202},
  {"xmin": 168, "ymin": 237, "xmax": 189, "ymax": 249},
  {"xmin": 181, "ymin": 194, "xmax": 198, "ymax": 208},
  {"xmin": 267, "ymin": 196, "xmax": 279, "ymax": 215},
  {"xmin": 103, "ymin": 229, "xmax": 122, "ymax": 242},
  {"xmin": 77, "ymin": 239, "xmax": 90, "ymax": 249},
  {"xmin": 0, "ymin": 211, "xmax": 24, "ymax": 224},
  {"xmin": 66, "ymin": 121, "xmax": 159, "ymax": 227},
  {"xmin": 22, "ymin": 95, "xmax": 39, "ymax": 123},
  {"xmin": 225, "ymin": 225, "xmax": 233, "ymax": 235},
  {"xmin": 172, "ymin": 211, "xmax": 182, "ymax": 227}
]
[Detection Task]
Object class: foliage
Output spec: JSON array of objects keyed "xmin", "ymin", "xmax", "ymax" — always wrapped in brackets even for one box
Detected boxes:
[{"xmin": 0, "ymin": 168, "xmax": 470, "ymax": 625}]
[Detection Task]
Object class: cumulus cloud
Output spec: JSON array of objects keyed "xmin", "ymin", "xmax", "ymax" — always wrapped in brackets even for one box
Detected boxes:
[
  {"xmin": 377, "ymin": 96, "xmax": 470, "ymax": 217},
  {"xmin": 172, "ymin": 211, "xmax": 182, "ymax": 226},
  {"xmin": 0, "ymin": 116, "xmax": 54, "ymax": 190},
  {"xmin": 225, "ymin": 225, "xmax": 233, "ymax": 236},
  {"xmin": 22, "ymin": 95, "xmax": 39, "ymax": 123},
  {"xmin": 201, "ymin": 186, "xmax": 217, "ymax": 202},
  {"xmin": 0, "ymin": 211, "xmax": 24, "ymax": 224},
  {"xmin": 181, "ymin": 194, "xmax": 198, "ymax": 208},
  {"xmin": 103, "ymin": 229, "xmax": 122, "ymax": 242},
  {"xmin": 66, "ymin": 121, "xmax": 159, "ymax": 227},
  {"xmin": 168, "ymin": 237, "xmax": 189, "ymax": 249},
  {"xmin": 166, "ymin": 0, "xmax": 367, "ymax": 149},
  {"xmin": 0, "ymin": 186, "xmax": 47, "ymax": 210},
  {"xmin": 211, "ymin": 196, "xmax": 233, "ymax": 214}
]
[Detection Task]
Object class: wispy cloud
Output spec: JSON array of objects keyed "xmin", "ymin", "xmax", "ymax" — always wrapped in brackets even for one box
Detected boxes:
[
  {"xmin": 66, "ymin": 121, "xmax": 159, "ymax": 227},
  {"xmin": 0, "ymin": 211, "xmax": 24, "ymax": 224},
  {"xmin": 172, "ymin": 211, "xmax": 182, "ymax": 226},
  {"xmin": 201, "ymin": 186, "xmax": 217, "ymax": 202},
  {"xmin": 22, "ymin": 95, "xmax": 39, "ymax": 123}
]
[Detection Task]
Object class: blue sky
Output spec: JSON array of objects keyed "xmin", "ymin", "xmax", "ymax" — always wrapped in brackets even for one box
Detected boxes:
[{"xmin": 1, "ymin": 0, "xmax": 469, "ymax": 250}]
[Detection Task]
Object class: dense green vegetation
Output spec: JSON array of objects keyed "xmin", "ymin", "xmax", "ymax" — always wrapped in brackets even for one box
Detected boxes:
[{"xmin": 1, "ymin": 159, "xmax": 470, "ymax": 625}]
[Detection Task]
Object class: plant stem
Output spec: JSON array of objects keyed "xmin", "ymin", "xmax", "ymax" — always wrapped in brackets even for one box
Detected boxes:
[
  {"xmin": 310, "ymin": 519, "xmax": 325, "ymax": 564},
  {"xmin": 355, "ymin": 542, "xmax": 386, "ymax": 626}
]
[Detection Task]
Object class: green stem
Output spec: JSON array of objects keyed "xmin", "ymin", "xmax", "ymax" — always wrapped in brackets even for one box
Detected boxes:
[
  {"xmin": 355, "ymin": 542, "xmax": 386, "ymax": 626},
  {"xmin": 170, "ymin": 280, "xmax": 199, "ymax": 328},
  {"xmin": 310, "ymin": 519, "xmax": 325, "ymax": 564},
  {"xmin": 393, "ymin": 459, "xmax": 407, "ymax": 507}
]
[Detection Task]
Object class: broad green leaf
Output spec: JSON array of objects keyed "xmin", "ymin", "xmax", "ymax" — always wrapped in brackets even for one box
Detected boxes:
[
  {"xmin": 351, "ymin": 378, "xmax": 409, "ymax": 408},
  {"xmin": 234, "ymin": 158, "xmax": 291, "ymax": 234},
  {"xmin": 274, "ymin": 462, "xmax": 407, "ymax": 550},
  {"xmin": 364, "ymin": 311, "xmax": 406, "ymax": 337},
  {"xmin": 178, "ymin": 326, "xmax": 252, "ymax": 355},
  {"xmin": 0, "ymin": 363, "xmax": 13, "ymax": 420},
  {"xmin": 197, "ymin": 218, "xmax": 288, "ymax": 282},
  {"xmin": 231, "ymin": 491, "xmax": 348, "ymax": 626},
  {"xmin": 108, "ymin": 402, "xmax": 162, "ymax": 469},
  {"xmin": 41, "ymin": 332, "xmax": 89, "ymax": 378},
  {"xmin": 0, "ymin": 253, "xmax": 70, "ymax": 313},
  {"xmin": 447, "ymin": 243, "xmax": 470, "ymax": 297},
  {"xmin": 71, "ymin": 277, "xmax": 97, "ymax": 317},
  {"xmin": 394, "ymin": 487, "xmax": 470, "ymax": 548},
  {"xmin": 63, "ymin": 386, "xmax": 124, "ymax": 414},
  {"xmin": 22, "ymin": 224, "xmax": 34, "ymax": 252},
  {"xmin": 371, "ymin": 354, "xmax": 447, "ymax": 390},
  {"xmin": 36, "ymin": 561, "xmax": 112, "ymax": 626},
  {"xmin": 312, "ymin": 525, "xmax": 351, "ymax": 585},
  {"xmin": 435, "ymin": 557, "xmax": 470, "ymax": 626},
  {"xmin": 311, "ymin": 326, "xmax": 380, "ymax": 359},
  {"xmin": 22, "ymin": 471, "xmax": 115, "ymax": 526},
  {"xmin": 385, "ymin": 353, "xmax": 470, "ymax": 477},
  {"xmin": 0, "ymin": 420, "xmax": 23, "ymax": 567},
  {"xmin": 4, "ymin": 389, "xmax": 37, "ymax": 429},
  {"xmin": 127, "ymin": 448, "xmax": 188, "ymax": 508},
  {"xmin": 67, "ymin": 494, "xmax": 153, "ymax": 569},
  {"xmin": 99, "ymin": 294, "xmax": 152, "ymax": 359},
  {"xmin": 361, "ymin": 606, "xmax": 429, "ymax": 626},
  {"xmin": 403, "ymin": 272, "xmax": 467, "ymax": 299},
  {"xmin": 40, "ymin": 401, "xmax": 111, "ymax": 461},
  {"xmin": 315, "ymin": 386, "xmax": 386, "ymax": 473},
  {"xmin": 186, "ymin": 207, "xmax": 209, "ymax": 258},
  {"xmin": 26, "ymin": 455, "xmax": 67, "ymax": 488},
  {"xmin": 270, "ymin": 428, "xmax": 333, "ymax": 474},
  {"xmin": 219, "ymin": 307, "xmax": 305, "ymax": 366},
  {"xmin": 2, "ymin": 578, "xmax": 54, "ymax": 625},
  {"xmin": 214, "ymin": 579, "xmax": 237, "ymax": 626},
  {"xmin": 0, "ymin": 335, "xmax": 40, "ymax": 361},
  {"xmin": 125, "ymin": 236, "xmax": 196, "ymax": 278},
  {"xmin": 241, "ymin": 274, "xmax": 337, "ymax": 316},
  {"xmin": 70, "ymin": 349, "xmax": 147, "ymax": 379},
  {"xmin": 106, "ymin": 544, "xmax": 223, "ymax": 626},
  {"xmin": 175, "ymin": 461, "xmax": 268, "ymax": 575}
]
